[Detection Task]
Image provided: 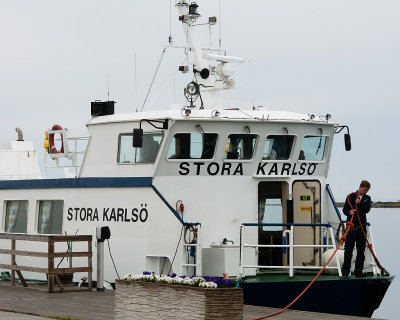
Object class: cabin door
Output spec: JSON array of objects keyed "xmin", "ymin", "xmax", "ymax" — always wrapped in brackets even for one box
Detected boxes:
[
  {"xmin": 292, "ymin": 180, "xmax": 321, "ymax": 267},
  {"xmin": 257, "ymin": 181, "xmax": 289, "ymax": 268}
]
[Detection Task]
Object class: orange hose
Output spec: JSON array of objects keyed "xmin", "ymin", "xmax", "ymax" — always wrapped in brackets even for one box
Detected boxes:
[
  {"xmin": 253, "ymin": 191, "xmax": 389, "ymax": 319},
  {"xmin": 252, "ymin": 197, "xmax": 357, "ymax": 320},
  {"xmin": 348, "ymin": 192, "xmax": 388, "ymax": 274},
  {"xmin": 354, "ymin": 202, "xmax": 389, "ymax": 275}
]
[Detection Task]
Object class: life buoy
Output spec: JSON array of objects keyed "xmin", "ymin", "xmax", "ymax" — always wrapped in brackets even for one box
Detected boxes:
[{"xmin": 48, "ymin": 124, "xmax": 64, "ymax": 153}]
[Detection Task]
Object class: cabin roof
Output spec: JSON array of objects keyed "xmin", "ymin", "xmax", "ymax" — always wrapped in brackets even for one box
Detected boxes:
[{"xmin": 87, "ymin": 109, "xmax": 336, "ymax": 126}]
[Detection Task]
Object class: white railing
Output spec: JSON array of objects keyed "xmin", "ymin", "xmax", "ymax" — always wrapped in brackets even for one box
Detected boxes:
[
  {"xmin": 44, "ymin": 136, "xmax": 89, "ymax": 178},
  {"xmin": 0, "ymin": 174, "xmax": 41, "ymax": 179},
  {"xmin": 333, "ymin": 222, "xmax": 380, "ymax": 275},
  {"xmin": 239, "ymin": 223, "xmax": 342, "ymax": 278}
]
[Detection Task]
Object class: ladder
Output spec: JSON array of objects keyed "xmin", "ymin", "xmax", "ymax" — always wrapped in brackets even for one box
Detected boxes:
[{"xmin": 182, "ymin": 224, "xmax": 201, "ymax": 276}]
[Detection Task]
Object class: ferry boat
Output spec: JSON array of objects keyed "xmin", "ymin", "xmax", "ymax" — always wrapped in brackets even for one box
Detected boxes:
[{"xmin": 0, "ymin": 1, "xmax": 393, "ymax": 317}]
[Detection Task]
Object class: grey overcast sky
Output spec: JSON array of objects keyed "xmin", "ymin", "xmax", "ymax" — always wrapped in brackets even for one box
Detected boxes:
[{"xmin": 1, "ymin": 0, "xmax": 399, "ymax": 201}]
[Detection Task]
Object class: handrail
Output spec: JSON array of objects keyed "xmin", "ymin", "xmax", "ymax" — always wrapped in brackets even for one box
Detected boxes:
[
  {"xmin": 326, "ymin": 184, "xmax": 343, "ymax": 223},
  {"xmin": 0, "ymin": 233, "xmax": 92, "ymax": 293},
  {"xmin": 242, "ymin": 223, "xmax": 332, "ymax": 227},
  {"xmin": 239, "ymin": 223, "xmax": 341, "ymax": 278},
  {"xmin": 44, "ymin": 135, "xmax": 90, "ymax": 178}
]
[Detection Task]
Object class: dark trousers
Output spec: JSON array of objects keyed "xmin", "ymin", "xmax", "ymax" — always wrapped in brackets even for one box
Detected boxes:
[{"xmin": 342, "ymin": 226, "xmax": 367, "ymax": 273}]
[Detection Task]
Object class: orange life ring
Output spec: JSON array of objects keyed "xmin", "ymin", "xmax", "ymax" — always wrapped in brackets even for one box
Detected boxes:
[{"xmin": 49, "ymin": 124, "xmax": 64, "ymax": 153}]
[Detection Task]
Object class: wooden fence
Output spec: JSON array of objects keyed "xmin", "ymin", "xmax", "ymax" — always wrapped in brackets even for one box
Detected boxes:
[{"xmin": 0, "ymin": 233, "xmax": 92, "ymax": 292}]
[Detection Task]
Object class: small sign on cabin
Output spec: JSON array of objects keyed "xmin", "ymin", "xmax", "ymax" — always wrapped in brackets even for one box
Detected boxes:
[{"xmin": 301, "ymin": 206, "xmax": 312, "ymax": 213}]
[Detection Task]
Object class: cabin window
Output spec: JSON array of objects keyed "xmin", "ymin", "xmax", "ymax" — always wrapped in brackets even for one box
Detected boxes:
[
  {"xmin": 299, "ymin": 136, "xmax": 327, "ymax": 161},
  {"xmin": 37, "ymin": 201, "xmax": 64, "ymax": 234},
  {"xmin": 118, "ymin": 133, "xmax": 163, "ymax": 164},
  {"xmin": 4, "ymin": 200, "xmax": 28, "ymax": 233},
  {"xmin": 167, "ymin": 133, "xmax": 218, "ymax": 159},
  {"xmin": 262, "ymin": 135, "xmax": 295, "ymax": 160},
  {"xmin": 223, "ymin": 134, "xmax": 257, "ymax": 160}
]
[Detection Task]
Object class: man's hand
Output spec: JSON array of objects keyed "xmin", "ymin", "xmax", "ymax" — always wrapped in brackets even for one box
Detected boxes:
[
  {"xmin": 355, "ymin": 197, "xmax": 361, "ymax": 204},
  {"xmin": 350, "ymin": 209, "xmax": 356, "ymax": 215}
]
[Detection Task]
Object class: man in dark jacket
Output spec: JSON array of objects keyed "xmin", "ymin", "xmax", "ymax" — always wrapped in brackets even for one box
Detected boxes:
[{"xmin": 342, "ymin": 180, "xmax": 371, "ymax": 277}]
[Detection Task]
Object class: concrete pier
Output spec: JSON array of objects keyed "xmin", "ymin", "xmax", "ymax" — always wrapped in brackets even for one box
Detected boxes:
[{"xmin": 0, "ymin": 284, "xmax": 381, "ymax": 320}]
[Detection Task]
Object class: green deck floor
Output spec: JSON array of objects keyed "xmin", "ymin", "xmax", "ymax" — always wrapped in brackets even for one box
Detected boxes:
[{"xmin": 241, "ymin": 272, "xmax": 392, "ymax": 283}]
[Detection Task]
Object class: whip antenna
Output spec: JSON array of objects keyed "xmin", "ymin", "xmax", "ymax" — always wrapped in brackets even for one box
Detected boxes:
[
  {"xmin": 141, "ymin": 48, "xmax": 166, "ymax": 112},
  {"xmin": 218, "ymin": 0, "xmax": 222, "ymax": 50},
  {"xmin": 106, "ymin": 73, "xmax": 110, "ymax": 101},
  {"xmin": 134, "ymin": 53, "xmax": 138, "ymax": 112},
  {"xmin": 168, "ymin": 0, "xmax": 173, "ymax": 44}
]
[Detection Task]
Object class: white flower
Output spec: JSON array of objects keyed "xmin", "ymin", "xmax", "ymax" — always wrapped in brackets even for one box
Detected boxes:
[
  {"xmin": 123, "ymin": 272, "xmax": 136, "ymax": 280},
  {"xmin": 123, "ymin": 272, "xmax": 222, "ymax": 289},
  {"xmin": 173, "ymin": 277, "xmax": 184, "ymax": 284},
  {"xmin": 199, "ymin": 281, "xmax": 217, "ymax": 288},
  {"xmin": 183, "ymin": 278, "xmax": 193, "ymax": 285}
]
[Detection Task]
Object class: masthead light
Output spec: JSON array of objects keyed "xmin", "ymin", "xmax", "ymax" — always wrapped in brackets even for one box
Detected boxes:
[{"xmin": 189, "ymin": 2, "xmax": 199, "ymax": 15}]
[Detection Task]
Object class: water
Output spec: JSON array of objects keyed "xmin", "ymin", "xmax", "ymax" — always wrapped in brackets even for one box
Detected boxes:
[{"xmin": 367, "ymin": 208, "xmax": 399, "ymax": 320}]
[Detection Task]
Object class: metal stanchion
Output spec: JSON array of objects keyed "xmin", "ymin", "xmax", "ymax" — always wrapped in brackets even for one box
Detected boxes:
[{"xmin": 96, "ymin": 226, "xmax": 110, "ymax": 291}]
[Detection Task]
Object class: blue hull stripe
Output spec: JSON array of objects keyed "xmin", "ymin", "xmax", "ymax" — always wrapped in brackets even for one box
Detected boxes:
[{"xmin": 0, "ymin": 177, "xmax": 153, "ymax": 190}]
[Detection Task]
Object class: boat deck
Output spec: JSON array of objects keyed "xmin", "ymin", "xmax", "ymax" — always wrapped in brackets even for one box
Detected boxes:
[
  {"xmin": 0, "ymin": 283, "xmax": 381, "ymax": 320},
  {"xmin": 241, "ymin": 272, "xmax": 390, "ymax": 282}
]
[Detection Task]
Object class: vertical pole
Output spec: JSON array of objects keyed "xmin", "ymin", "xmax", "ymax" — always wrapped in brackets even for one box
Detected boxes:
[
  {"xmin": 44, "ymin": 153, "xmax": 47, "ymax": 178},
  {"xmin": 329, "ymin": 227, "xmax": 342, "ymax": 276},
  {"xmin": 97, "ymin": 241, "xmax": 104, "ymax": 291},
  {"xmin": 134, "ymin": 54, "xmax": 138, "ymax": 112},
  {"xmin": 11, "ymin": 240, "xmax": 16, "ymax": 287},
  {"xmin": 239, "ymin": 225, "xmax": 244, "ymax": 278},
  {"xmin": 48, "ymin": 240, "xmax": 55, "ymax": 293},
  {"xmin": 289, "ymin": 226, "xmax": 294, "ymax": 277},
  {"xmin": 69, "ymin": 241, "xmax": 73, "ymax": 269},
  {"xmin": 88, "ymin": 239, "xmax": 93, "ymax": 290},
  {"xmin": 367, "ymin": 225, "xmax": 378, "ymax": 275},
  {"xmin": 218, "ymin": 0, "xmax": 222, "ymax": 50},
  {"xmin": 196, "ymin": 226, "xmax": 201, "ymax": 276},
  {"xmin": 74, "ymin": 138, "xmax": 78, "ymax": 177}
]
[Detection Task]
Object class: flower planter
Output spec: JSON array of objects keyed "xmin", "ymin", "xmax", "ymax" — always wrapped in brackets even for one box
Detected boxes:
[{"xmin": 115, "ymin": 279, "xmax": 243, "ymax": 320}]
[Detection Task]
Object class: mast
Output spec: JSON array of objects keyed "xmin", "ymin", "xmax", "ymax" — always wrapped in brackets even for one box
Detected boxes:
[{"xmin": 176, "ymin": 1, "xmax": 244, "ymax": 109}]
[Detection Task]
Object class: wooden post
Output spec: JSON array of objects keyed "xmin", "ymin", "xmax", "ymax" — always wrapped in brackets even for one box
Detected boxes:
[
  {"xmin": 48, "ymin": 240, "xmax": 55, "ymax": 293},
  {"xmin": 54, "ymin": 274, "xmax": 64, "ymax": 292},
  {"xmin": 88, "ymin": 239, "xmax": 92, "ymax": 291},
  {"xmin": 15, "ymin": 270, "xmax": 27, "ymax": 287},
  {"xmin": 11, "ymin": 240, "xmax": 15, "ymax": 287}
]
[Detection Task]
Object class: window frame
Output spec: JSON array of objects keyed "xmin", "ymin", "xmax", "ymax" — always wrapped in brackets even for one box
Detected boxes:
[
  {"xmin": 261, "ymin": 135, "xmax": 296, "ymax": 162},
  {"xmin": 36, "ymin": 200, "xmax": 64, "ymax": 235},
  {"xmin": 3, "ymin": 200, "xmax": 28, "ymax": 234},
  {"xmin": 165, "ymin": 132, "xmax": 219, "ymax": 161},
  {"xmin": 298, "ymin": 135, "xmax": 329, "ymax": 162},
  {"xmin": 117, "ymin": 131, "xmax": 164, "ymax": 165},
  {"xmin": 222, "ymin": 133, "xmax": 259, "ymax": 162}
]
